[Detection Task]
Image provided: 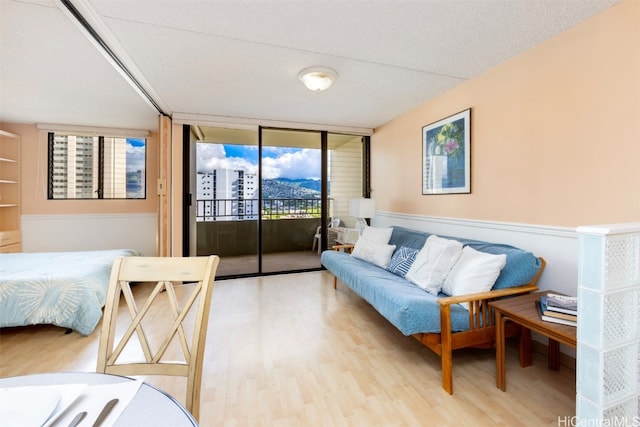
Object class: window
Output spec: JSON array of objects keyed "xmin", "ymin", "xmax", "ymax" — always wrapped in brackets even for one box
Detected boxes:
[{"xmin": 47, "ymin": 132, "xmax": 146, "ymax": 199}]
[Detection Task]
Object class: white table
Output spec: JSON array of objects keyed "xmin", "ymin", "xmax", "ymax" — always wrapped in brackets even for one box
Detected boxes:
[
  {"xmin": 330, "ymin": 227, "xmax": 359, "ymax": 245},
  {"xmin": 0, "ymin": 372, "xmax": 197, "ymax": 426}
]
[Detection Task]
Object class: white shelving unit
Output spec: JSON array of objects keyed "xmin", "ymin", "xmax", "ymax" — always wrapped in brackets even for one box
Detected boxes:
[
  {"xmin": 0, "ymin": 130, "xmax": 21, "ymax": 252},
  {"xmin": 576, "ymin": 223, "xmax": 640, "ymax": 423}
]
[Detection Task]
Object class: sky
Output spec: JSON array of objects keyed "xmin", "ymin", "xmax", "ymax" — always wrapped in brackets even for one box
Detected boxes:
[
  {"xmin": 196, "ymin": 143, "xmax": 321, "ymax": 180},
  {"xmin": 125, "ymin": 138, "xmax": 146, "ymax": 173}
]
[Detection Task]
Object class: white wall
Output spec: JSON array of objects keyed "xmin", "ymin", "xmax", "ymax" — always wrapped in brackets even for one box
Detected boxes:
[{"xmin": 21, "ymin": 213, "xmax": 157, "ymax": 256}]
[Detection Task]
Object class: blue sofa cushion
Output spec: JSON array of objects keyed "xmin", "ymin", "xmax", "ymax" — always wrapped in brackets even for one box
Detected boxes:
[
  {"xmin": 389, "ymin": 227, "xmax": 542, "ymax": 291},
  {"xmin": 388, "ymin": 227, "xmax": 429, "ymax": 250},
  {"xmin": 322, "ymin": 226, "xmax": 542, "ymax": 335},
  {"xmin": 321, "ymin": 250, "xmax": 471, "ymax": 335}
]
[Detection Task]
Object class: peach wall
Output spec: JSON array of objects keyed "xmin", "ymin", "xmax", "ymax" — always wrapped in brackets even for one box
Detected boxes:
[
  {"xmin": 372, "ymin": 0, "xmax": 640, "ymax": 227},
  {"xmin": 0, "ymin": 122, "xmax": 158, "ymax": 215}
]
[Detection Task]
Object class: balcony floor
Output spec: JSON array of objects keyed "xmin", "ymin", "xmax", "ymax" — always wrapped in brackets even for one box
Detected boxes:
[{"xmin": 215, "ymin": 249, "xmax": 323, "ymax": 277}]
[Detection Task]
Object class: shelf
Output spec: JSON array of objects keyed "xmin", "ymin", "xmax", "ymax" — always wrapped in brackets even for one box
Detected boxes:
[{"xmin": 0, "ymin": 130, "xmax": 21, "ymax": 250}]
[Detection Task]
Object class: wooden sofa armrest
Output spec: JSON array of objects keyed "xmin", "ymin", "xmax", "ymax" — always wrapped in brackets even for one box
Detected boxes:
[
  {"xmin": 436, "ymin": 283, "xmax": 539, "ymax": 307},
  {"xmin": 437, "ymin": 256, "xmax": 546, "ymax": 307}
]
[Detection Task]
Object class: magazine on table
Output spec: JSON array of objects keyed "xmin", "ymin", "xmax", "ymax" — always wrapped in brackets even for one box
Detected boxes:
[
  {"xmin": 545, "ymin": 293, "xmax": 577, "ymax": 311},
  {"xmin": 540, "ymin": 294, "xmax": 578, "ymax": 316},
  {"xmin": 536, "ymin": 301, "xmax": 577, "ymax": 327},
  {"xmin": 538, "ymin": 298, "xmax": 578, "ymax": 321}
]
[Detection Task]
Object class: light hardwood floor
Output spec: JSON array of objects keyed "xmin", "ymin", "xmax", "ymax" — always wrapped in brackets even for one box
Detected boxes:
[{"xmin": 0, "ymin": 271, "xmax": 575, "ymax": 426}]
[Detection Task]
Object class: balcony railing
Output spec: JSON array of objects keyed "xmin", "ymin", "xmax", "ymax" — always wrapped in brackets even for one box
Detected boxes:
[{"xmin": 196, "ymin": 197, "xmax": 324, "ymax": 221}]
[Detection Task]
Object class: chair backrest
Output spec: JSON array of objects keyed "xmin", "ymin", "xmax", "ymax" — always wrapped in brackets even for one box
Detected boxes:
[{"xmin": 97, "ymin": 255, "xmax": 220, "ymax": 422}]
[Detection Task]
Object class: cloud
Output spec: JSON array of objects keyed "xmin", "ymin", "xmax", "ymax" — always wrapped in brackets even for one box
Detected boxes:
[
  {"xmin": 197, "ymin": 143, "xmax": 320, "ymax": 180},
  {"xmin": 262, "ymin": 149, "xmax": 320, "ymax": 180},
  {"xmin": 197, "ymin": 143, "xmax": 257, "ymax": 174}
]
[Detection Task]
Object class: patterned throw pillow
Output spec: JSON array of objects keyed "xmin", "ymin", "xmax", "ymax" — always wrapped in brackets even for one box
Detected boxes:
[{"xmin": 386, "ymin": 246, "xmax": 419, "ymax": 277}]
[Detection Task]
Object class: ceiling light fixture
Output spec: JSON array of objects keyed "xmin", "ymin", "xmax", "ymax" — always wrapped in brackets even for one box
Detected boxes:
[{"xmin": 298, "ymin": 66, "xmax": 338, "ymax": 92}]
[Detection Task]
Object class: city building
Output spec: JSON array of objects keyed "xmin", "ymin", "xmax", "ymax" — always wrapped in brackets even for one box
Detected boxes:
[{"xmin": 196, "ymin": 169, "xmax": 258, "ymax": 221}]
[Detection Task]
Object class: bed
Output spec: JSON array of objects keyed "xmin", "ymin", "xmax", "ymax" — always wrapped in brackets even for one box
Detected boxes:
[{"xmin": 0, "ymin": 249, "xmax": 139, "ymax": 335}]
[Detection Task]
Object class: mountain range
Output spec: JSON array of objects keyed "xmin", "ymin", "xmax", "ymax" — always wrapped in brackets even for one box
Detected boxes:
[{"xmin": 262, "ymin": 178, "xmax": 322, "ymax": 199}]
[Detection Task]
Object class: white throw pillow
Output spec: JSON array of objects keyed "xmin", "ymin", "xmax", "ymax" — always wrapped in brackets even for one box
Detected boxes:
[
  {"xmin": 442, "ymin": 246, "xmax": 507, "ymax": 309},
  {"xmin": 360, "ymin": 226, "xmax": 393, "ymax": 244},
  {"xmin": 405, "ymin": 235, "xmax": 463, "ymax": 295},
  {"xmin": 351, "ymin": 238, "xmax": 396, "ymax": 269}
]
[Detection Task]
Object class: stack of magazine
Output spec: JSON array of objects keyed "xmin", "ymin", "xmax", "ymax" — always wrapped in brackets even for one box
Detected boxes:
[{"xmin": 537, "ymin": 293, "xmax": 577, "ymax": 327}]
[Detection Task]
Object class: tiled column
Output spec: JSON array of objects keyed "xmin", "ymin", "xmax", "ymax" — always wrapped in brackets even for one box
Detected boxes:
[{"xmin": 576, "ymin": 223, "xmax": 640, "ymax": 423}]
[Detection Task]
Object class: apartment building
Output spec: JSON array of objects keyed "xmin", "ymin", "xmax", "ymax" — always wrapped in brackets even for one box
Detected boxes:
[{"xmin": 196, "ymin": 169, "xmax": 258, "ymax": 221}]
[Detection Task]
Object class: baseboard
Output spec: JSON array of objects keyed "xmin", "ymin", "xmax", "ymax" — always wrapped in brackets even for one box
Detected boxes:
[{"xmin": 532, "ymin": 340, "xmax": 576, "ymax": 371}]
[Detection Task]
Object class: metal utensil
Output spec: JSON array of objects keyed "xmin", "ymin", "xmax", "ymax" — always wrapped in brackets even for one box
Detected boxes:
[
  {"xmin": 67, "ymin": 411, "xmax": 87, "ymax": 427},
  {"xmin": 91, "ymin": 398, "xmax": 118, "ymax": 427}
]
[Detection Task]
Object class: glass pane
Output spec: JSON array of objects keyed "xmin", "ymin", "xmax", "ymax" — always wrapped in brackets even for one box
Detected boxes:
[
  {"xmin": 328, "ymin": 133, "xmax": 364, "ymax": 232},
  {"xmin": 48, "ymin": 133, "xmax": 146, "ymax": 199},
  {"xmin": 193, "ymin": 127, "xmax": 259, "ymax": 276},
  {"xmin": 50, "ymin": 134, "xmax": 98, "ymax": 199},
  {"xmin": 104, "ymin": 137, "xmax": 146, "ymax": 199},
  {"xmin": 261, "ymin": 128, "xmax": 322, "ymax": 273}
]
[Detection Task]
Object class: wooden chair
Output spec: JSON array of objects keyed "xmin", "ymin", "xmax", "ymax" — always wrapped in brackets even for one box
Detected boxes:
[{"xmin": 97, "ymin": 255, "xmax": 220, "ymax": 422}]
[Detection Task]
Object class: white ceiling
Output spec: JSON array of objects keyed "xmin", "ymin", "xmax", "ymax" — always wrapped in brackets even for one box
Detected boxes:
[{"xmin": 0, "ymin": 0, "xmax": 619, "ymax": 133}]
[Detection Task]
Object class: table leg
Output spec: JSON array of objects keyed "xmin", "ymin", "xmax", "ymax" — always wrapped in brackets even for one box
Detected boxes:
[
  {"xmin": 548, "ymin": 339, "xmax": 560, "ymax": 370},
  {"xmin": 519, "ymin": 326, "xmax": 532, "ymax": 367},
  {"xmin": 495, "ymin": 311, "xmax": 506, "ymax": 391}
]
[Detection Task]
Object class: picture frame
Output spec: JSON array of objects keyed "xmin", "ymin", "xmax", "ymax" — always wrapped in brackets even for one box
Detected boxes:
[{"xmin": 422, "ymin": 109, "xmax": 471, "ymax": 195}]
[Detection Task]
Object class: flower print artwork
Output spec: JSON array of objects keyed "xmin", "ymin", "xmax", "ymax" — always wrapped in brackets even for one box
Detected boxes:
[{"xmin": 422, "ymin": 109, "xmax": 471, "ymax": 194}]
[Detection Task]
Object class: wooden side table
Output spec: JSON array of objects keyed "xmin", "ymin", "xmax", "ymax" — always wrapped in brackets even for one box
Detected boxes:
[
  {"xmin": 331, "ymin": 243, "xmax": 355, "ymax": 254},
  {"xmin": 489, "ymin": 291, "xmax": 577, "ymax": 391}
]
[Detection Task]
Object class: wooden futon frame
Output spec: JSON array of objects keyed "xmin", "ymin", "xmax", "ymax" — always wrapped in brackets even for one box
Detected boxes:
[{"xmin": 413, "ymin": 257, "xmax": 546, "ymax": 394}]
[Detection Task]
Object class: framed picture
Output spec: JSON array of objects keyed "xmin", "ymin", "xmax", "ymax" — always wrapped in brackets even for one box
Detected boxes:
[{"xmin": 422, "ymin": 109, "xmax": 471, "ymax": 195}]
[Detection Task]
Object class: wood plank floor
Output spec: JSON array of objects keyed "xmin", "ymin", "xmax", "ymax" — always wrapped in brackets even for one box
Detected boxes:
[{"xmin": 0, "ymin": 271, "xmax": 576, "ymax": 426}]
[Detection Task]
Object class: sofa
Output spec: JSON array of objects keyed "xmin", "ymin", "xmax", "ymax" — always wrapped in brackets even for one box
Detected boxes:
[{"xmin": 320, "ymin": 226, "xmax": 545, "ymax": 394}]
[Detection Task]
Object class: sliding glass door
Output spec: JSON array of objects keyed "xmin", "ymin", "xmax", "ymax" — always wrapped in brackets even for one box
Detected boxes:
[
  {"xmin": 188, "ymin": 125, "xmax": 367, "ymax": 278},
  {"xmin": 260, "ymin": 128, "xmax": 323, "ymax": 273},
  {"xmin": 191, "ymin": 126, "xmax": 260, "ymax": 277}
]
